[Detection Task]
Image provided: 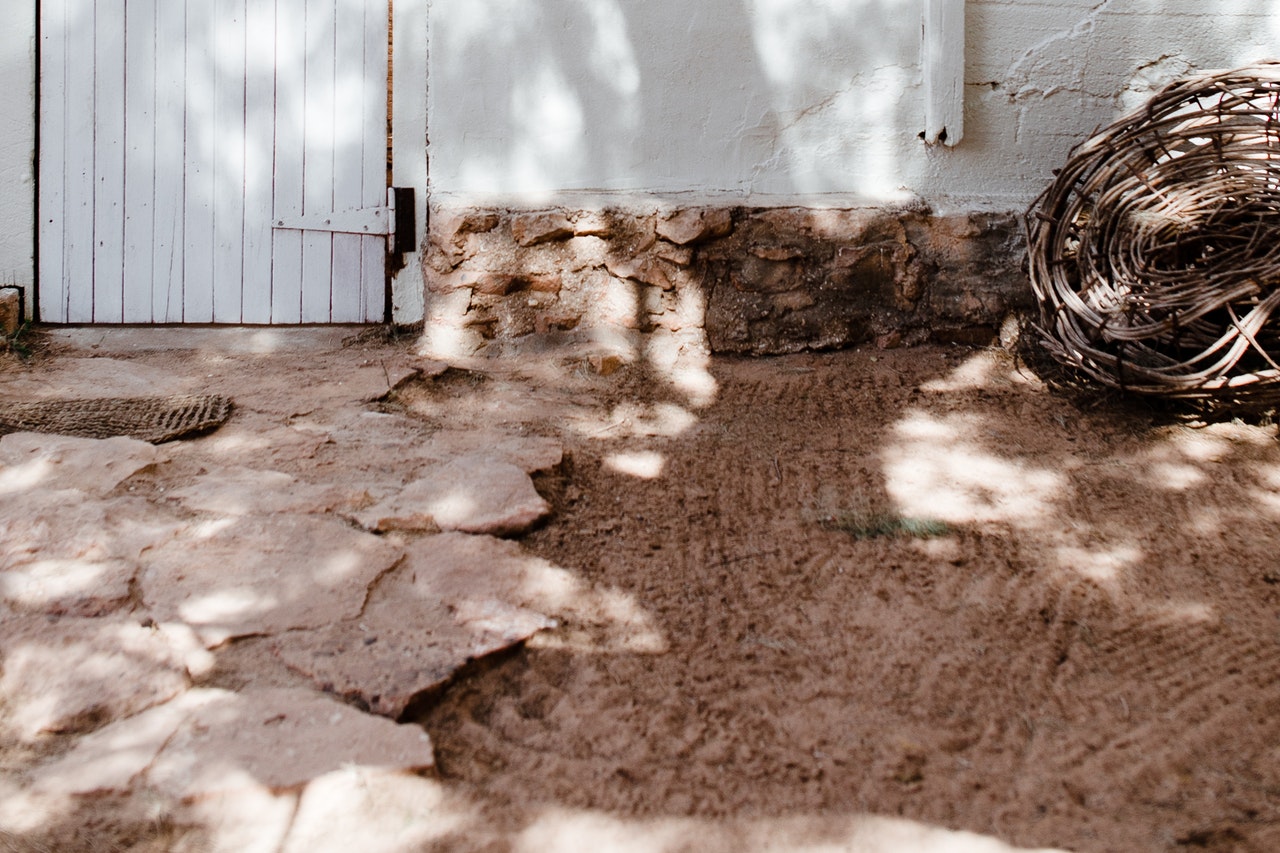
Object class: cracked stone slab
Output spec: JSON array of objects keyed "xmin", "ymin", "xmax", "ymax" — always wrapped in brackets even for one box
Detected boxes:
[
  {"xmin": 415, "ymin": 430, "xmax": 564, "ymax": 474},
  {"xmin": 0, "ymin": 432, "xmax": 167, "ymax": 497},
  {"xmin": 0, "ymin": 491, "xmax": 180, "ymax": 615},
  {"xmin": 353, "ymin": 456, "xmax": 551, "ymax": 536},
  {"xmin": 0, "ymin": 617, "xmax": 211, "ymax": 740},
  {"xmin": 273, "ymin": 533, "xmax": 557, "ymax": 718},
  {"xmin": 141, "ymin": 515, "xmax": 403, "ymax": 648},
  {"xmin": 167, "ymin": 467, "xmax": 363, "ymax": 517},
  {"xmin": 32, "ymin": 687, "xmax": 434, "ymax": 799}
]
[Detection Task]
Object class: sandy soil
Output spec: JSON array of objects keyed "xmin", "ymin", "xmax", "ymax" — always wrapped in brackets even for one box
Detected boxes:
[
  {"xmin": 4, "ymin": 332, "xmax": 1280, "ymax": 852},
  {"xmin": 408, "ymin": 345, "xmax": 1280, "ymax": 852}
]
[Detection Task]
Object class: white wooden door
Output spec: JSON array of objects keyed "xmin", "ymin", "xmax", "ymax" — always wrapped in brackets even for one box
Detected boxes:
[{"xmin": 39, "ymin": 0, "xmax": 390, "ymax": 324}]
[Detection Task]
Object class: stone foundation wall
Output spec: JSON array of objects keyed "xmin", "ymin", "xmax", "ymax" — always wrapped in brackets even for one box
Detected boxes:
[{"xmin": 423, "ymin": 205, "xmax": 1031, "ymax": 357}]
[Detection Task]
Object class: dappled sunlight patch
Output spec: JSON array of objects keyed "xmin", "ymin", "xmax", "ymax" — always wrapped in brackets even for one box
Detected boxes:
[
  {"xmin": 1055, "ymin": 544, "xmax": 1143, "ymax": 585},
  {"xmin": 0, "ymin": 617, "xmax": 205, "ymax": 741},
  {"xmin": 0, "ymin": 456, "xmax": 52, "ymax": 494},
  {"xmin": 883, "ymin": 411, "xmax": 1065, "ymax": 527},
  {"xmin": 919, "ymin": 350, "xmax": 1008, "ymax": 393},
  {"xmin": 280, "ymin": 768, "xmax": 469, "ymax": 853},
  {"xmin": 522, "ymin": 573, "xmax": 670, "ymax": 655},
  {"xmin": 605, "ymin": 450, "xmax": 667, "ymax": 479},
  {"xmin": 179, "ymin": 586, "xmax": 279, "ymax": 627},
  {"xmin": 1146, "ymin": 460, "xmax": 1205, "ymax": 491},
  {"xmin": 513, "ymin": 808, "xmax": 1065, "ymax": 853},
  {"xmin": 0, "ymin": 557, "xmax": 135, "ymax": 616},
  {"xmin": 573, "ymin": 400, "xmax": 700, "ymax": 440}
]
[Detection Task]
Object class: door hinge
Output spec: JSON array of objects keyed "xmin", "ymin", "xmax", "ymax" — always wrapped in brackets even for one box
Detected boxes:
[{"xmin": 273, "ymin": 188, "xmax": 416, "ymax": 253}]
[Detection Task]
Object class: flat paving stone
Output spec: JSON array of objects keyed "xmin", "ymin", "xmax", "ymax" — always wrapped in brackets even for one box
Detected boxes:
[
  {"xmin": 274, "ymin": 533, "xmax": 557, "ymax": 718},
  {"xmin": 0, "ymin": 357, "xmax": 193, "ymax": 400},
  {"xmin": 33, "ymin": 687, "xmax": 434, "ymax": 799},
  {"xmin": 414, "ymin": 430, "xmax": 564, "ymax": 474},
  {"xmin": 280, "ymin": 767, "xmax": 457, "ymax": 853},
  {"xmin": 0, "ymin": 491, "xmax": 179, "ymax": 615},
  {"xmin": 0, "ymin": 432, "xmax": 167, "ymax": 497},
  {"xmin": 0, "ymin": 556, "xmax": 137, "ymax": 617},
  {"xmin": 0, "ymin": 616, "xmax": 209, "ymax": 740},
  {"xmin": 353, "ymin": 456, "xmax": 551, "ymax": 536},
  {"xmin": 141, "ymin": 514, "xmax": 403, "ymax": 648},
  {"xmin": 167, "ymin": 467, "xmax": 359, "ymax": 517}
]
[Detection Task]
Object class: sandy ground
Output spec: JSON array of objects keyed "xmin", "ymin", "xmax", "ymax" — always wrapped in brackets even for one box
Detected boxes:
[{"xmin": 2, "ymin": 327, "xmax": 1279, "ymax": 852}]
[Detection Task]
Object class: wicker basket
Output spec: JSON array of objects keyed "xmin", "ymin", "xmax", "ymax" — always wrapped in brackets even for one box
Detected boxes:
[{"xmin": 1026, "ymin": 62, "xmax": 1280, "ymax": 411}]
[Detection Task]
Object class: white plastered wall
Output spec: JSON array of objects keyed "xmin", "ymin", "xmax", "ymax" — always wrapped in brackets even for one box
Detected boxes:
[
  {"xmin": 1, "ymin": 3, "xmax": 35, "ymax": 317},
  {"xmin": 426, "ymin": 0, "xmax": 1280, "ymax": 214}
]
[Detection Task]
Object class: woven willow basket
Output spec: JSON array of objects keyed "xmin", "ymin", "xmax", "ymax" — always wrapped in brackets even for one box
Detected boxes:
[{"xmin": 1026, "ymin": 62, "xmax": 1280, "ymax": 411}]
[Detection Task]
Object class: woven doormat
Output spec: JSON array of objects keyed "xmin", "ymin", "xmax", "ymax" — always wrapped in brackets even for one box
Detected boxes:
[{"xmin": 0, "ymin": 394, "xmax": 233, "ymax": 443}]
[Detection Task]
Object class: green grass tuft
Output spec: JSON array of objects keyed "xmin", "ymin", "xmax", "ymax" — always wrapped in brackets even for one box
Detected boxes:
[{"xmin": 820, "ymin": 512, "xmax": 952, "ymax": 541}]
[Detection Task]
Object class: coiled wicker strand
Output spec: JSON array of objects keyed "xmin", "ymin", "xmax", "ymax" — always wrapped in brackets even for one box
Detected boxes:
[{"xmin": 1026, "ymin": 62, "xmax": 1280, "ymax": 411}]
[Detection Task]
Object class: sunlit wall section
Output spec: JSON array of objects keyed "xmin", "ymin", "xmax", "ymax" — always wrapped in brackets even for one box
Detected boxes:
[{"xmin": 428, "ymin": 0, "xmax": 1280, "ymax": 211}]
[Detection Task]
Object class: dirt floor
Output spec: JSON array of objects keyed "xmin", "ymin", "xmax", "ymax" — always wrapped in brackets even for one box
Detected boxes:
[{"xmin": 4, "ymin": 329, "xmax": 1280, "ymax": 852}]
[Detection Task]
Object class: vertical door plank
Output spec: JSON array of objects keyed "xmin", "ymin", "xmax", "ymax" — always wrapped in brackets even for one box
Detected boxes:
[
  {"xmin": 63, "ymin": 0, "xmax": 97, "ymax": 323},
  {"xmin": 241, "ymin": 1, "xmax": 277, "ymax": 324},
  {"xmin": 93, "ymin": 0, "xmax": 127, "ymax": 322},
  {"xmin": 183, "ymin": 0, "xmax": 216, "ymax": 322},
  {"xmin": 153, "ymin": 0, "xmax": 187, "ymax": 322},
  {"xmin": 922, "ymin": 0, "xmax": 965, "ymax": 147},
  {"xmin": 329, "ymin": 0, "xmax": 368, "ymax": 322},
  {"xmin": 38, "ymin": 0, "xmax": 70, "ymax": 322},
  {"xmin": 271, "ymin": 0, "xmax": 306, "ymax": 323},
  {"xmin": 211, "ymin": 0, "xmax": 247, "ymax": 323},
  {"xmin": 123, "ymin": 0, "xmax": 158, "ymax": 322},
  {"xmin": 360, "ymin": 0, "xmax": 390, "ymax": 323},
  {"xmin": 301, "ymin": 0, "xmax": 338, "ymax": 322}
]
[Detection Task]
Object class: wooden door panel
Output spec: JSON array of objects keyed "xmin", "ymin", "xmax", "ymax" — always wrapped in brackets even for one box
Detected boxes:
[{"xmin": 39, "ymin": 0, "xmax": 390, "ymax": 324}]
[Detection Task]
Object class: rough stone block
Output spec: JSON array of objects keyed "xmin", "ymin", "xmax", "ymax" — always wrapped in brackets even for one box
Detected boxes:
[
  {"xmin": 0, "ymin": 288, "xmax": 20, "ymax": 336},
  {"xmin": 657, "ymin": 208, "xmax": 734, "ymax": 245},
  {"xmin": 511, "ymin": 211, "xmax": 574, "ymax": 247}
]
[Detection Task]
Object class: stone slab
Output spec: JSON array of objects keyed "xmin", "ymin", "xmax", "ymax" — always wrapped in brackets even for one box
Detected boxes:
[
  {"xmin": 167, "ymin": 467, "xmax": 359, "ymax": 517},
  {"xmin": 0, "ymin": 432, "xmax": 167, "ymax": 497},
  {"xmin": 353, "ymin": 456, "xmax": 550, "ymax": 536},
  {"xmin": 0, "ymin": 491, "xmax": 179, "ymax": 615},
  {"xmin": 0, "ymin": 357, "xmax": 194, "ymax": 400},
  {"xmin": 141, "ymin": 515, "xmax": 404, "ymax": 647},
  {"xmin": 0, "ymin": 556, "xmax": 136, "ymax": 617},
  {"xmin": 0, "ymin": 617, "xmax": 209, "ymax": 740},
  {"xmin": 33, "ymin": 687, "xmax": 434, "ymax": 799},
  {"xmin": 280, "ymin": 767, "xmax": 457, "ymax": 853},
  {"xmin": 415, "ymin": 430, "xmax": 564, "ymax": 474},
  {"xmin": 0, "ymin": 287, "xmax": 20, "ymax": 336},
  {"xmin": 273, "ymin": 533, "xmax": 557, "ymax": 718}
]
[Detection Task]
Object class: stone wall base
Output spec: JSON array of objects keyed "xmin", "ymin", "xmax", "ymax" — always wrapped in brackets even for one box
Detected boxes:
[{"xmin": 420, "ymin": 204, "xmax": 1030, "ymax": 360}]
